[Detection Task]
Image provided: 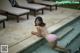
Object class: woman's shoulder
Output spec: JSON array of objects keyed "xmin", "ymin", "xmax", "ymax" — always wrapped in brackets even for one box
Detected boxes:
[
  {"xmin": 36, "ymin": 26, "xmax": 44, "ymax": 29},
  {"xmin": 36, "ymin": 25, "xmax": 46, "ymax": 28},
  {"xmin": 36, "ymin": 26, "xmax": 40, "ymax": 28}
]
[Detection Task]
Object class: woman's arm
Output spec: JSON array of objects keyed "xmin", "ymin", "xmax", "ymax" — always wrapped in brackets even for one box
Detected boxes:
[
  {"xmin": 31, "ymin": 31, "xmax": 38, "ymax": 35},
  {"xmin": 36, "ymin": 26, "xmax": 41, "ymax": 35},
  {"xmin": 31, "ymin": 26, "xmax": 43, "ymax": 37}
]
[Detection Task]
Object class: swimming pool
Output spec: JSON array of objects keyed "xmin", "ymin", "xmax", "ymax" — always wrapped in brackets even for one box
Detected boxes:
[{"xmin": 19, "ymin": 16, "xmax": 80, "ymax": 53}]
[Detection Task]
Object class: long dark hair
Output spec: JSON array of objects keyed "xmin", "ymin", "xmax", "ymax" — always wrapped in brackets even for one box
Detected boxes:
[{"xmin": 35, "ymin": 16, "xmax": 46, "ymax": 27}]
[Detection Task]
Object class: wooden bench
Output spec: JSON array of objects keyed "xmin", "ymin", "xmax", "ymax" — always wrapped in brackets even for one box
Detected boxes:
[
  {"xmin": 16, "ymin": 0, "xmax": 46, "ymax": 17},
  {"xmin": 0, "ymin": 0, "xmax": 30, "ymax": 23},
  {"xmin": 34, "ymin": 0, "xmax": 57, "ymax": 11}
]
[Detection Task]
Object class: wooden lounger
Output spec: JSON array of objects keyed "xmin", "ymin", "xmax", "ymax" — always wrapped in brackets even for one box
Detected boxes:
[
  {"xmin": 16, "ymin": 0, "xmax": 46, "ymax": 16},
  {"xmin": 0, "ymin": 0, "xmax": 30, "ymax": 23},
  {"xmin": 0, "ymin": 15, "xmax": 7, "ymax": 28},
  {"xmin": 34, "ymin": 0, "xmax": 57, "ymax": 11}
]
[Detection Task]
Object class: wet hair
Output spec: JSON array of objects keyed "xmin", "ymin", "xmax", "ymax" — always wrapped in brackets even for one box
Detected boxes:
[{"xmin": 35, "ymin": 16, "xmax": 46, "ymax": 27}]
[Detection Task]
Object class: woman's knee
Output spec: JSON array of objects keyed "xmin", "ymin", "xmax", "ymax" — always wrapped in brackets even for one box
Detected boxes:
[
  {"xmin": 49, "ymin": 43, "xmax": 57, "ymax": 49},
  {"xmin": 48, "ymin": 40, "xmax": 57, "ymax": 48}
]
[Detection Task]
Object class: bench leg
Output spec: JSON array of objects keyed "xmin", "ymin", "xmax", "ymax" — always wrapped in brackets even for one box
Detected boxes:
[
  {"xmin": 50, "ymin": 6, "xmax": 53, "ymax": 11},
  {"xmin": 27, "ymin": 13, "xmax": 29, "ymax": 20},
  {"xmin": 6, "ymin": 14, "xmax": 9, "ymax": 21},
  {"xmin": 17, "ymin": 16, "xmax": 19, "ymax": 23},
  {"xmin": 33, "ymin": 10, "xmax": 37, "ymax": 17},
  {"xmin": 55, "ymin": 5, "xmax": 57, "ymax": 10},
  {"xmin": 3, "ymin": 21, "xmax": 5, "ymax": 28},
  {"xmin": 42, "ymin": 9, "xmax": 44, "ymax": 15}
]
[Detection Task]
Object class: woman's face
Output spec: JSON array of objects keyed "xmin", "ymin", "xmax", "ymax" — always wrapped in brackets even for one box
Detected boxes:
[{"xmin": 36, "ymin": 19, "xmax": 40, "ymax": 25}]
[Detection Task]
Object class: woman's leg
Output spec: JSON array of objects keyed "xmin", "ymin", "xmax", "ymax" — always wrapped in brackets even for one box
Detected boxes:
[
  {"xmin": 54, "ymin": 45, "xmax": 68, "ymax": 53},
  {"xmin": 49, "ymin": 41, "xmax": 68, "ymax": 53}
]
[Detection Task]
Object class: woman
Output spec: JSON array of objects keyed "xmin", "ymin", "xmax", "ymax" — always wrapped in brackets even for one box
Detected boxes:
[{"xmin": 31, "ymin": 16, "xmax": 70, "ymax": 53}]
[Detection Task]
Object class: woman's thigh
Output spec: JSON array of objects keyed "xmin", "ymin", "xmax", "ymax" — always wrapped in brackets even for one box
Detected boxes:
[{"xmin": 48, "ymin": 41, "xmax": 57, "ymax": 48}]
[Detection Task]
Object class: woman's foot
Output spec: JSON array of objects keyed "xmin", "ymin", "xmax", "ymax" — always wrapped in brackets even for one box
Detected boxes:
[
  {"xmin": 59, "ymin": 49, "xmax": 71, "ymax": 53},
  {"xmin": 67, "ymin": 49, "xmax": 71, "ymax": 53}
]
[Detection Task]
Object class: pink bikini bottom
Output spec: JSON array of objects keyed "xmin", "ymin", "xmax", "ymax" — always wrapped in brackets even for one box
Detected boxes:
[{"xmin": 46, "ymin": 34, "xmax": 58, "ymax": 42}]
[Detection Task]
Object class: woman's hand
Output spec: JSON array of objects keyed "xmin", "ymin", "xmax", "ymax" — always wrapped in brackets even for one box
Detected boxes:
[
  {"xmin": 31, "ymin": 31, "xmax": 37, "ymax": 35},
  {"xmin": 31, "ymin": 31, "xmax": 43, "ymax": 37}
]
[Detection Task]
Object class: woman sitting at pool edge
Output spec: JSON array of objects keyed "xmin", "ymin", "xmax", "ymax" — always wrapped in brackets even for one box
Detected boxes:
[{"xmin": 31, "ymin": 16, "xmax": 70, "ymax": 53}]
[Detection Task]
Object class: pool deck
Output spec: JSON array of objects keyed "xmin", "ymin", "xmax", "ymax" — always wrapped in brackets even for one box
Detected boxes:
[{"xmin": 0, "ymin": 7, "xmax": 80, "ymax": 53}]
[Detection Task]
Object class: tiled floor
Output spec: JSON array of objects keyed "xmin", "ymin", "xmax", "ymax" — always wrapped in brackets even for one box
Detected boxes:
[{"xmin": 0, "ymin": 7, "xmax": 80, "ymax": 49}]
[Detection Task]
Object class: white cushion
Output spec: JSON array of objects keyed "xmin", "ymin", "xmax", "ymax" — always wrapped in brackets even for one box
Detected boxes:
[
  {"xmin": 16, "ymin": 0, "xmax": 46, "ymax": 10},
  {"xmin": 35, "ymin": 1, "xmax": 57, "ymax": 5},
  {"xmin": 0, "ymin": 0, "xmax": 29, "ymax": 16},
  {"xmin": 5, "ymin": 7, "xmax": 29, "ymax": 16},
  {"xmin": 34, "ymin": 0, "xmax": 43, "ymax": 2},
  {"xmin": 0, "ymin": 15, "xmax": 6, "ymax": 20},
  {"xmin": 20, "ymin": 3, "xmax": 45, "ymax": 10}
]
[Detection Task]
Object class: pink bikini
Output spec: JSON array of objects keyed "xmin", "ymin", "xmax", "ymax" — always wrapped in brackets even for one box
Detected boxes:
[{"xmin": 46, "ymin": 34, "xmax": 58, "ymax": 42}]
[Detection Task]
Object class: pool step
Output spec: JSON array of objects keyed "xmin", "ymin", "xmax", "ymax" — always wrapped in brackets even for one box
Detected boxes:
[
  {"xmin": 58, "ymin": 29, "xmax": 80, "ymax": 47},
  {"xmin": 67, "ymin": 35, "xmax": 80, "ymax": 53},
  {"xmin": 56, "ymin": 26, "xmax": 73, "ymax": 40},
  {"xmin": 32, "ymin": 26, "xmax": 74, "ymax": 53},
  {"xmin": 32, "ymin": 43, "xmax": 59, "ymax": 53}
]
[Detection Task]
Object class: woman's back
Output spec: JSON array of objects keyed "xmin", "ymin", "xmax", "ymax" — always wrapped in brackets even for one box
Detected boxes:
[{"xmin": 38, "ymin": 26, "xmax": 49, "ymax": 37}]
